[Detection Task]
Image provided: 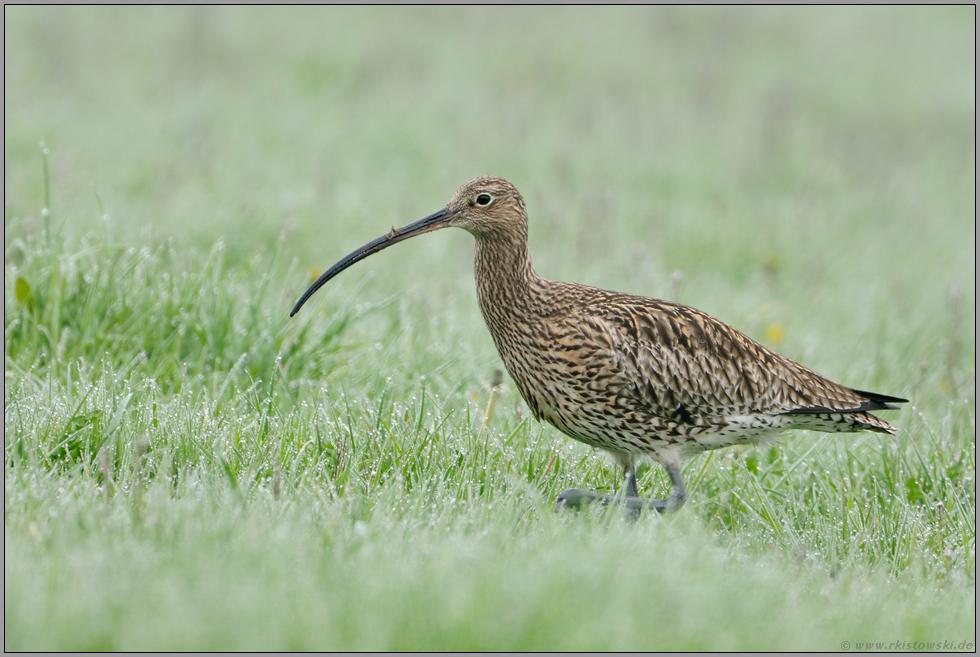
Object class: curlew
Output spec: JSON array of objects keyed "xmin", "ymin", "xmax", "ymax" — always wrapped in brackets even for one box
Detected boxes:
[{"xmin": 291, "ymin": 176, "xmax": 906, "ymax": 514}]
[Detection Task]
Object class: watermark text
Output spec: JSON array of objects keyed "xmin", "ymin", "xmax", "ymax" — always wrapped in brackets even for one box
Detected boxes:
[{"xmin": 841, "ymin": 640, "xmax": 974, "ymax": 651}]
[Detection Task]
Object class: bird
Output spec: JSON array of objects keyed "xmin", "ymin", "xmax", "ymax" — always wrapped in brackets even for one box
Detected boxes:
[{"xmin": 290, "ymin": 176, "xmax": 907, "ymax": 514}]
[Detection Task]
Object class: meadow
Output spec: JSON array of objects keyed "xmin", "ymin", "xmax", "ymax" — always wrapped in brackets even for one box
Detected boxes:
[{"xmin": 4, "ymin": 7, "xmax": 975, "ymax": 650}]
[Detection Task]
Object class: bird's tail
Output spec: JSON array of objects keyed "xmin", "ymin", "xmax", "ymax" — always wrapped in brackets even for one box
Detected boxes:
[
  {"xmin": 781, "ymin": 388, "xmax": 907, "ymax": 435},
  {"xmin": 786, "ymin": 410, "xmax": 900, "ymax": 435},
  {"xmin": 848, "ymin": 411, "xmax": 900, "ymax": 435}
]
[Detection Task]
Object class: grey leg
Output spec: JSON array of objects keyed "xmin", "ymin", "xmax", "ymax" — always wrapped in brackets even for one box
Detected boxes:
[
  {"xmin": 642, "ymin": 464, "xmax": 688, "ymax": 512},
  {"xmin": 556, "ymin": 464, "xmax": 687, "ymax": 514},
  {"xmin": 666, "ymin": 464, "xmax": 688, "ymax": 509},
  {"xmin": 624, "ymin": 465, "xmax": 639, "ymax": 499}
]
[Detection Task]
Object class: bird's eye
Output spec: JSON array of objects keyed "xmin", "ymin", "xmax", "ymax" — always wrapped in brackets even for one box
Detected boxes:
[{"xmin": 476, "ymin": 194, "xmax": 492, "ymax": 206}]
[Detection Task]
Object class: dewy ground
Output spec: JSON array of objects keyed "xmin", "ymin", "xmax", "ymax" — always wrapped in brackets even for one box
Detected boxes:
[{"xmin": 4, "ymin": 6, "xmax": 975, "ymax": 650}]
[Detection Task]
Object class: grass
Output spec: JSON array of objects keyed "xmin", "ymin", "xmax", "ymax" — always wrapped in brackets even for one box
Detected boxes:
[{"xmin": 5, "ymin": 6, "xmax": 976, "ymax": 650}]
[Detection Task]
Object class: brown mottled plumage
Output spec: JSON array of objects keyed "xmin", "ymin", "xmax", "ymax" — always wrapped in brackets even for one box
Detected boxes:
[{"xmin": 291, "ymin": 176, "xmax": 906, "ymax": 514}]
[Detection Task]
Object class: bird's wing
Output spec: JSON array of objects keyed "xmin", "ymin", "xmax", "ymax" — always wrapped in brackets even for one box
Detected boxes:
[{"xmin": 581, "ymin": 296, "xmax": 880, "ymax": 421}]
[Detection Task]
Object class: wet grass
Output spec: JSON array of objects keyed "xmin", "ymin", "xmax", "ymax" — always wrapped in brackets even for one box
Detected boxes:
[{"xmin": 4, "ymin": 6, "xmax": 975, "ymax": 650}]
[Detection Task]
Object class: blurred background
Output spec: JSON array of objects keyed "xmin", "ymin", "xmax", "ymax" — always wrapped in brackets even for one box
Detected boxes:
[{"xmin": 5, "ymin": 6, "xmax": 975, "ymax": 376}]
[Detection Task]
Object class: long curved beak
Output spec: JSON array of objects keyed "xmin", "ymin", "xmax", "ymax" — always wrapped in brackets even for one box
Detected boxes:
[{"xmin": 290, "ymin": 207, "xmax": 458, "ymax": 317}]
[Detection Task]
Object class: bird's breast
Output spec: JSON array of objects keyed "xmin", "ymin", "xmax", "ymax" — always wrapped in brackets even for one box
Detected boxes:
[{"xmin": 479, "ymin": 303, "xmax": 636, "ymax": 443}]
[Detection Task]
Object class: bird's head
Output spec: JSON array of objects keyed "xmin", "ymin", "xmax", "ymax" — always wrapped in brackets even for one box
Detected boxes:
[
  {"xmin": 290, "ymin": 175, "xmax": 526, "ymax": 317},
  {"xmin": 444, "ymin": 175, "xmax": 528, "ymax": 240}
]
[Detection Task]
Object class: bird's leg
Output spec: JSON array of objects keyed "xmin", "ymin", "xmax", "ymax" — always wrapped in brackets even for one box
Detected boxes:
[
  {"xmin": 667, "ymin": 464, "xmax": 688, "ymax": 509},
  {"xmin": 554, "ymin": 463, "xmax": 644, "ymax": 517},
  {"xmin": 623, "ymin": 465, "xmax": 639, "ymax": 498},
  {"xmin": 555, "ymin": 464, "xmax": 688, "ymax": 514},
  {"xmin": 556, "ymin": 453, "xmax": 640, "ymax": 513},
  {"xmin": 621, "ymin": 464, "xmax": 642, "ymax": 521},
  {"xmin": 643, "ymin": 465, "xmax": 688, "ymax": 512}
]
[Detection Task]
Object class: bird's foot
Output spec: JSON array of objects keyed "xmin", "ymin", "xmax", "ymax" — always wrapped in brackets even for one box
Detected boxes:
[{"xmin": 555, "ymin": 488, "xmax": 684, "ymax": 514}]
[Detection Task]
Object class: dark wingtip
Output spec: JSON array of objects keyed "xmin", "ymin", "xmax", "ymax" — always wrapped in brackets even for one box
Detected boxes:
[
  {"xmin": 849, "ymin": 388, "xmax": 909, "ymax": 407},
  {"xmin": 782, "ymin": 388, "xmax": 909, "ymax": 417}
]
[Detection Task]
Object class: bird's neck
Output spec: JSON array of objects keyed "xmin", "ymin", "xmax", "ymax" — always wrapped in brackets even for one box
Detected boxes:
[{"xmin": 473, "ymin": 232, "xmax": 542, "ymax": 322}]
